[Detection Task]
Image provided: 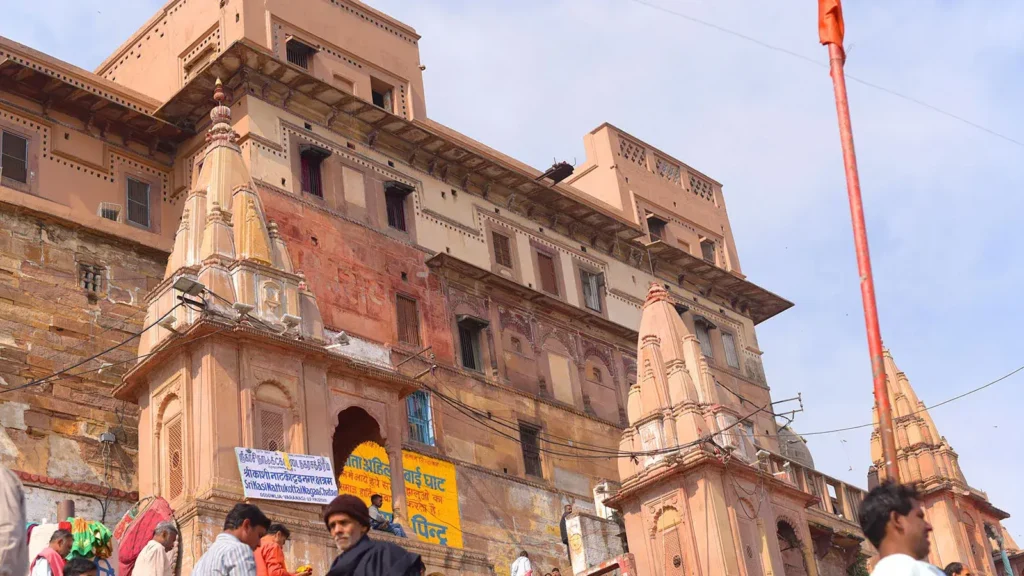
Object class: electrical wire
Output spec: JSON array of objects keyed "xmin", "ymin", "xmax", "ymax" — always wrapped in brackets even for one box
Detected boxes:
[
  {"xmin": 0, "ymin": 302, "xmax": 184, "ymax": 395},
  {"xmin": 625, "ymin": 0, "xmax": 1024, "ymax": 150},
  {"xmin": 749, "ymin": 363, "xmax": 1024, "ymax": 438}
]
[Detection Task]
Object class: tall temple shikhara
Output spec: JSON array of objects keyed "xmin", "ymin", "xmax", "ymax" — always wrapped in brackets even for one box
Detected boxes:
[{"xmin": 0, "ymin": 1, "xmax": 1018, "ymax": 575}]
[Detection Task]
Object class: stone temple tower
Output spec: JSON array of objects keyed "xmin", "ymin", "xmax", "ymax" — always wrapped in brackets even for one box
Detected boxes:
[
  {"xmin": 608, "ymin": 284, "xmax": 835, "ymax": 576},
  {"xmin": 870, "ymin": 350, "xmax": 1019, "ymax": 575}
]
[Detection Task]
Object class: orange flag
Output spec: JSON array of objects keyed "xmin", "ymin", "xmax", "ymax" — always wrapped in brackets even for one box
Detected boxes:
[{"xmin": 818, "ymin": 0, "xmax": 845, "ymax": 46}]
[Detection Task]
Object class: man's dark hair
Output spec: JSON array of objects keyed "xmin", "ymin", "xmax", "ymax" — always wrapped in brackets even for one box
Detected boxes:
[
  {"xmin": 268, "ymin": 524, "xmax": 291, "ymax": 538},
  {"xmin": 552, "ymin": 570, "xmax": 561, "ymax": 574},
  {"xmin": 943, "ymin": 562, "xmax": 965, "ymax": 576},
  {"xmin": 64, "ymin": 557, "xmax": 97, "ymax": 576},
  {"xmin": 50, "ymin": 529, "xmax": 72, "ymax": 543},
  {"xmin": 858, "ymin": 480, "xmax": 921, "ymax": 549},
  {"xmin": 519, "ymin": 551, "xmax": 528, "ymax": 558},
  {"xmin": 371, "ymin": 494, "xmax": 382, "ymax": 502},
  {"xmin": 224, "ymin": 503, "xmax": 271, "ymax": 531}
]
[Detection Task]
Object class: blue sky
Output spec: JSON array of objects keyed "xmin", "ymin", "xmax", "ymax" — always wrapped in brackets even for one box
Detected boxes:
[{"xmin": 4, "ymin": 0, "xmax": 1022, "ymax": 541}]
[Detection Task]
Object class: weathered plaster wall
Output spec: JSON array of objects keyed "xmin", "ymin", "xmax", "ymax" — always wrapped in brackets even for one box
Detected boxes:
[{"xmin": 0, "ymin": 203, "xmax": 166, "ymax": 518}]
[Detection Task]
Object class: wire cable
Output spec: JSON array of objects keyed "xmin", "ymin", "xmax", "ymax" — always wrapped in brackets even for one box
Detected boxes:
[
  {"xmin": 0, "ymin": 302, "xmax": 184, "ymax": 395},
  {"xmin": 625, "ymin": 0, "xmax": 1024, "ymax": 149}
]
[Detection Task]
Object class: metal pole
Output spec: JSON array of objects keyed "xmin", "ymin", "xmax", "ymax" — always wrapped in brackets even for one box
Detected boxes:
[{"xmin": 826, "ymin": 42, "xmax": 900, "ymax": 482}]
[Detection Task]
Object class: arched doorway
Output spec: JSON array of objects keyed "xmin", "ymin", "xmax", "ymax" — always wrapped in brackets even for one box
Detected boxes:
[
  {"xmin": 332, "ymin": 406, "xmax": 385, "ymax": 472},
  {"xmin": 777, "ymin": 520, "xmax": 809, "ymax": 576}
]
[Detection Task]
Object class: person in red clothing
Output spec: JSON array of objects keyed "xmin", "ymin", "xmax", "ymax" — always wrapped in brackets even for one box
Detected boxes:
[{"xmin": 256, "ymin": 524, "xmax": 312, "ymax": 576}]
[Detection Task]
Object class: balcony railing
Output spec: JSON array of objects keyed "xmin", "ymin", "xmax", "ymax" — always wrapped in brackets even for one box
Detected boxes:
[{"xmin": 755, "ymin": 449, "xmax": 866, "ymax": 527}]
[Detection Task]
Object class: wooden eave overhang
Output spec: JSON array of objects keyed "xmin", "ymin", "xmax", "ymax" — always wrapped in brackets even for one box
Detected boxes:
[
  {"xmin": 0, "ymin": 39, "xmax": 193, "ymax": 155},
  {"xmin": 645, "ymin": 240, "xmax": 793, "ymax": 324},
  {"xmin": 115, "ymin": 317, "xmax": 420, "ymax": 401},
  {"xmin": 426, "ymin": 252, "xmax": 638, "ymax": 343},
  {"xmin": 154, "ymin": 40, "xmax": 646, "ymax": 249}
]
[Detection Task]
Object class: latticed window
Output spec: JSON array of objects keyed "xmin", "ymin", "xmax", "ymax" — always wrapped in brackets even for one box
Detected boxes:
[
  {"xmin": 689, "ymin": 173, "xmax": 715, "ymax": 202},
  {"xmin": 79, "ymin": 263, "xmax": 104, "ymax": 293},
  {"xmin": 126, "ymin": 178, "xmax": 150, "ymax": 227},
  {"xmin": 384, "ymin": 181, "xmax": 413, "ymax": 232},
  {"xmin": 655, "ymin": 156, "xmax": 681, "ymax": 185},
  {"xmin": 457, "ymin": 318, "xmax": 484, "ymax": 371},
  {"xmin": 618, "ymin": 137, "xmax": 646, "ymax": 168},
  {"xmin": 166, "ymin": 417, "xmax": 183, "ymax": 499},
  {"xmin": 407, "ymin": 390, "xmax": 435, "ymax": 446},
  {"xmin": 258, "ymin": 407, "xmax": 286, "ymax": 452},
  {"xmin": 492, "ymin": 231, "xmax": 513, "ymax": 268},
  {"xmin": 519, "ymin": 423, "xmax": 542, "ymax": 477}
]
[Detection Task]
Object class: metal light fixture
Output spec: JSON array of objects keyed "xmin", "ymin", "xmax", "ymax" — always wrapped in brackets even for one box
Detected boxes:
[{"xmin": 172, "ymin": 276, "xmax": 206, "ymax": 296}]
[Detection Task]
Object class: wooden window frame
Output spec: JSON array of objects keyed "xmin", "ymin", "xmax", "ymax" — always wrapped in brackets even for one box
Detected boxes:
[
  {"xmin": 395, "ymin": 293, "xmax": 421, "ymax": 347},
  {"xmin": 531, "ymin": 244, "xmax": 563, "ymax": 298},
  {"xmin": 126, "ymin": 177, "xmax": 151, "ymax": 229},
  {"xmin": 721, "ymin": 331, "xmax": 740, "ymax": 369},
  {"xmin": 255, "ymin": 402, "xmax": 289, "ymax": 452},
  {"xmin": 518, "ymin": 422, "xmax": 543, "ymax": 478},
  {"xmin": 0, "ymin": 129, "xmax": 29, "ymax": 189},
  {"xmin": 286, "ymin": 38, "xmax": 317, "ymax": 70},
  {"xmin": 406, "ymin": 390, "xmax": 435, "ymax": 446},
  {"xmin": 384, "ymin": 181, "xmax": 413, "ymax": 233},
  {"xmin": 300, "ymin": 146, "xmax": 329, "ymax": 199}
]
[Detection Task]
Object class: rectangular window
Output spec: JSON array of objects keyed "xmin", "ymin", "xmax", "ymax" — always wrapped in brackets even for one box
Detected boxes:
[
  {"xmin": 286, "ymin": 39, "xmax": 315, "ymax": 69},
  {"xmin": 396, "ymin": 294, "xmax": 420, "ymax": 346},
  {"xmin": 647, "ymin": 214, "xmax": 667, "ymax": 241},
  {"xmin": 722, "ymin": 332, "xmax": 740, "ymax": 369},
  {"xmin": 580, "ymin": 270, "xmax": 603, "ymax": 312},
  {"xmin": 695, "ymin": 320, "xmax": 714, "ymax": 360},
  {"xmin": 492, "ymin": 231, "xmax": 513, "ymax": 268},
  {"xmin": 383, "ymin": 182, "xmax": 413, "ymax": 232},
  {"xmin": 537, "ymin": 252, "xmax": 558, "ymax": 296},
  {"xmin": 126, "ymin": 177, "xmax": 151, "ymax": 227},
  {"xmin": 457, "ymin": 318, "xmax": 484, "ymax": 372},
  {"xmin": 519, "ymin": 423, "xmax": 542, "ymax": 478},
  {"xmin": 701, "ymin": 239, "xmax": 716, "ymax": 264},
  {"xmin": 300, "ymin": 148, "xmax": 326, "ymax": 198},
  {"xmin": 0, "ymin": 131, "xmax": 28, "ymax": 184},
  {"xmin": 407, "ymin": 390, "xmax": 435, "ymax": 446}
]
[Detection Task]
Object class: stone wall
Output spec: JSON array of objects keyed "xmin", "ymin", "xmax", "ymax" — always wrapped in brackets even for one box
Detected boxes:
[{"xmin": 0, "ymin": 203, "xmax": 165, "ymax": 521}]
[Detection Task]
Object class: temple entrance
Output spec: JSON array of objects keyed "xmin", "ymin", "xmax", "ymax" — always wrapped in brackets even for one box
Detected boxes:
[{"xmin": 777, "ymin": 520, "xmax": 809, "ymax": 576}]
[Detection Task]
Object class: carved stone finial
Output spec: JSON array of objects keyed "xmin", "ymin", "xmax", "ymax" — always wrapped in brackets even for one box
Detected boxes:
[
  {"xmin": 644, "ymin": 283, "xmax": 669, "ymax": 307},
  {"xmin": 214, "ymin": 78, "xmax": 226, "ymax": 103},
  {"xmin": 267, "ymin": 220, "xmax": 280, "ymax": 239}
]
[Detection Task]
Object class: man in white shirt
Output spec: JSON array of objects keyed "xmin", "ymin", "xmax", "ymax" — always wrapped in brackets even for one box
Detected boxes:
[
  {"xmin": 30, "ymin": 529, "xmax": 73, "ymax": 576},
  {"xmin": 510, "ymin": 551, "xmax": 532, "ymax": 576},
  {"xmin": 858, "ymin": 481, "xmax": 945, "ymax": 576},
  {"xmin": 134, "ymin": 521, "xmax": 178, "ymax": 576}
]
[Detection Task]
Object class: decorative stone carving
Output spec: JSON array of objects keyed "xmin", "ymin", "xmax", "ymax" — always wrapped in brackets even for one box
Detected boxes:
[{"xmin": 498, "ymin": 306, "xmax": 534, "ymax": 346}]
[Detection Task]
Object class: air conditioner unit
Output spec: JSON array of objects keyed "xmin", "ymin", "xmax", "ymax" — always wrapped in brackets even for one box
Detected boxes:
[{"xmin": 98, "ymin": 202, "xmax": 123, "ymax": 223}]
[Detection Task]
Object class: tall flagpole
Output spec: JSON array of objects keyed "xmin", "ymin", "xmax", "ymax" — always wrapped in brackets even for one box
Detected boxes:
[{"xmin": 819, "ymin": 1, "xmax": 900, "ymax": 482}]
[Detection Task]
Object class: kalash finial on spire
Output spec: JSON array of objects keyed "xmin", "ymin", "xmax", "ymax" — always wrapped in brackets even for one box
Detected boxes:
[{"xmin": 207, "ymin": 78, "xmax": 237, "ymax": 145}]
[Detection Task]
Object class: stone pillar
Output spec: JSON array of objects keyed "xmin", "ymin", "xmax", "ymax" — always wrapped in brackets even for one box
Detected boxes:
[{"xmin": 387, "ymin": 442, "xmax": 409, "ymax": 528}]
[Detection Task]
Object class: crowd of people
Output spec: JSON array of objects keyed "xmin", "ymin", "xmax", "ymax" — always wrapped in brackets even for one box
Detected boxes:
[{"xmin": 1, "ymin": 459, "xmax": 993, "ymax": 576}]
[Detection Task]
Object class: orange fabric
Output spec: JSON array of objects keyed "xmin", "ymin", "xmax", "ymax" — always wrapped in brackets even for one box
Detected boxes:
[
  {"xmin": 818, "ymin": 0, "xmax": 845, "ymax": 46},
  {"xmin": 255, "ymin": 535, "xmax": 295, "ymax": 576}
]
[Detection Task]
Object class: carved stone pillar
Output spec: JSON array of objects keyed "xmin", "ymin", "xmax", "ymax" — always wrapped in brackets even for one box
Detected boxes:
[{"xmin": 387, "ymin": 442, "xmax": 409, "ymax": 527}]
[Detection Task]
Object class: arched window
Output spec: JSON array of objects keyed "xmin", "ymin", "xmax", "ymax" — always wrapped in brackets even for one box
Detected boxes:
[
  {"xmin": 255, "ymin": 383, "xmax": 293, "ymax": 452},
  {"xmin": 160, "ymin": 396, "xmax": 184, "ymax": 500}
]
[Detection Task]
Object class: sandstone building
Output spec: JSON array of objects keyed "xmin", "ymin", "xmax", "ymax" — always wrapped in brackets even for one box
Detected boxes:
[{"xmin": 0, "ymin": 1, "xmax": 1016, "ymax": 575}]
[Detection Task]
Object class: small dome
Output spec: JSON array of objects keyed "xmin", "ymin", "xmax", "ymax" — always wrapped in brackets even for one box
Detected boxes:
[{"xmin": 778, "ymin": 426, "xmax": 815, "ymax": 468}]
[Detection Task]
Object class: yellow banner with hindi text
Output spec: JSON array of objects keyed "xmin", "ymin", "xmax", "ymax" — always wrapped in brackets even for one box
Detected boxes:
[{"xmin": 338, "ymin": 442, "xmax": 463, "ymax": 549}]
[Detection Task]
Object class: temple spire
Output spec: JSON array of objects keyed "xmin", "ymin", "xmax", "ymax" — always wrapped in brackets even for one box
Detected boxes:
[
  {"xmin": 138, "ymin": 80, "xmax": 323, "ymax": 358},
  {"xmin": 870, "ymin": 349, "xmax": 965, "ymax": 487}
]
